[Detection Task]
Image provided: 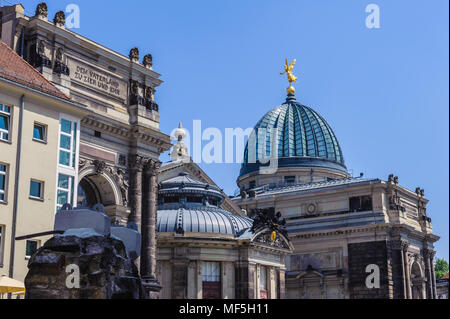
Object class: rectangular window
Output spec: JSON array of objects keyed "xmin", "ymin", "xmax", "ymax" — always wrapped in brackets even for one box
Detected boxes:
[
  {"xmin": 33, "ymin": 123, "xmax": 47, "ymax": 142},
  {"xmin": 56, "ymin": 116, "xmax": 79, "ymax": 212},
  {"xmin": 25, "ymin": 240, "xmax": 38, "ymax": 258},
  {"xmin": 0, "ymin": 225, "xmax": 4, "ymax": 266},
  {"xmin": 59, "ymin": 119, "xmax": 77, "ymax": 168},
  {"xmin": 30, "ymin": 180, "xmax": 43, "ymax": 200},
  {"xmin": 249, "ymin": 181, "xmax": 256, "ymax": 189},
  {"xmin": 285, "ymin": 176, "xmax": 296, "ymax": 185},
  {"xmin": 260, "ymin": 266, "xmax": 268, "ymax": 299},
  {"xmin": 56, "ymin": 174, "xmax": 74, "ymax": 211},
  {"xmin": 202, "ymin": 262, "xmax": 221, "ymax": 299},
  {"xmin": 0, "ymin": 164, "xmax": 6, "ymax": 203},
  {"xmin": 349, "ymin": 196, "xmax": 373, "ymax": 212},
  {"xmin": 0, "ymin": 104, "xmax": 11, "ymax": 141}
]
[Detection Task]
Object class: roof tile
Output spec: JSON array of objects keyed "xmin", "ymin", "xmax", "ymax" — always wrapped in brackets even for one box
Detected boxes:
[{"xmin": 0, "ymin": 40, "xmax": 69, "ymax": 100}]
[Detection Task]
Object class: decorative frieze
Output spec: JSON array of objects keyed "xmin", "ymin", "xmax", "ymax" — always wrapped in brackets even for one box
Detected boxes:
[{"xmin": 253, "ymin": 232, "xmax": 290, "ymax": 250}]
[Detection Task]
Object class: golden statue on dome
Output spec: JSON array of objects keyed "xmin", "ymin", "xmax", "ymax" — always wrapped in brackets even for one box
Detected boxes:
[{"xmin": 280, "ymin": 59, "xmax": 298, "ymax": 94}]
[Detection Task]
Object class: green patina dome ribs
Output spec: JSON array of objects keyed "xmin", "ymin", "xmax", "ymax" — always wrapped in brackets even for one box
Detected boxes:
[{"xmin": 240, "ymin": 94, "xmax": 347, "ymax": 176}]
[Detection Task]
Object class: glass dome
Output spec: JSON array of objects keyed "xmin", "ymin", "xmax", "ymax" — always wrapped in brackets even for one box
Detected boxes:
[{"xmin": 240, "ymin": 94, "xmax": 347, "ymax": 177}]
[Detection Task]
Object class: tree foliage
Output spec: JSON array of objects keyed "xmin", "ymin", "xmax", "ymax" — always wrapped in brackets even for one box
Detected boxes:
[{"xmin": 435, "ymin": 258, "xmax": 449, "ymax": 280}]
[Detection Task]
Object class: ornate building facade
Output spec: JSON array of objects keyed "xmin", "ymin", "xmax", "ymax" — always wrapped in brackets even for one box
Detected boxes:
[
  {"xmin": 0, "ymin": 3, "xmax": 441, "ymax": 300},
  {"xmin": 1, "ymin": 3, "xmax": 171, "ymax": 295},
  {"xmin": 232, "ymin": 70, "xmax": 440, "ymax": 299},
  {"xmin": 154, "ymin": 127, "xmax": 292, "ymax": 299}
]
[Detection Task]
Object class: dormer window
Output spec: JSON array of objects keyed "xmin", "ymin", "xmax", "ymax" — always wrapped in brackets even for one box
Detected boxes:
[
  {"xmin": 187, "ymin": 196, "xmax": 203, "ymax": 204},
  {"xmin": 285, "ymin": 176, "xmax": 296, "ymax": 185},
  {"xmin": 209, "ymin": 198, "xmax": 219, "ymax": 207},
  {"xmin": 349, "ymin": 196, "xmax": 373, "ymax": 212},
  {"xmin": 164, "ymin": 196, "xmax": 180, "ymax": 204}
]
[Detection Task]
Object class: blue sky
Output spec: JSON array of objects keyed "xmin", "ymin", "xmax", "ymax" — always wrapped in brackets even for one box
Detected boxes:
[{"xmin": 14, "ymin": 0, "xmax": 449, "ymax": 260}]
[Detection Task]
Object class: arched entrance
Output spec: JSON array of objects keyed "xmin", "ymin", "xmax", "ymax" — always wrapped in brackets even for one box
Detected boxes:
[
  {"xmin": 411, "ymin": 261, "xmax": 425, "ymax": 299},
  {"xmin": 77, "ymin": 174, "xmax": 118, "ymax": 208},
  {"xmin": 77, "ymin": 162, "xmax": 130, "ymax": 224}
]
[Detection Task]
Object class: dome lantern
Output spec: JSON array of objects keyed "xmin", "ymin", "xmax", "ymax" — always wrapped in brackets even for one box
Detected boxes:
[{"xmin": 239, "ymin": 62, "xmax": 348, "ymax": 179}]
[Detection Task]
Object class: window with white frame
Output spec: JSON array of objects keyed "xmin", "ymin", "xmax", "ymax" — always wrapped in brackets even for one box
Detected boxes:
[
  {"xmin": 0, "ymin": 103, "xmax": 11, "ymax": 141},
  {"xmin": 202, "ymin": 262, "xmax": 221, "ymax": 299},
  {"xmin": 56, "ymin": 174, "xmax": 75, "ymax": 211},
  {"xmin": 33, "ymin": 122, "xmax": 47, "ymax": 142},
  {"xmin": 0, "ymin": 225, "xmax": 4, "ymax": 266},
  {"xmin": 59, "ymin": 118, "xmax": 78, "ymax": 168},
  {"xmin": 0, "ymin": 164, "xmax": 6, "ymax": 203},
  {"xmin": 56, "ymin": 117, "xmax": 79, "ymax": 211},
  {"xmin": 202, "ymin": 262, "xmax": 221, "ymax": 282},
  {"xmin": 29, "ymin": 179, "xmax": 44, "ymax": 200}
]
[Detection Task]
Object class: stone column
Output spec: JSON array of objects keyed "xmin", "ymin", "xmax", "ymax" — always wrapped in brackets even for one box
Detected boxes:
[
  {"xmin": 128, "ymin": 155, "xmax": 144, "ymax": 229},
  {"xmin": 269, "ymin": 267, "xmax": 276, "ymax": 299},
  {"xmin": 187, "ymin": 261, "xmax": 198, "ymax": 299},
  {"xmin": 430, "ymin": 251, "xmax": 437, "ymax": 299},
  {"xmin": 141, "ymin": 159, "xmax": 162, "ymax": 299},
  {"xmin": 402, "ymin": 242, "xmax": 412, "ymax": 299},
  {"xmin": 278, "ymin": 269, "xmax": 286, "ymax": 299},
  {"xmin": 399, "ymin": 243, "xmax": 407, "ymax": 298},
  {"xmin": 235, "ymin": 261, "xmax": 256, "ymax": 299},
  {"xmin": 423, "ymin": 249, "xmax": 433, "ymax": 299},
  {"xmin": 172, "ymin": 260, "xmax": 189, "ymax": 299}
]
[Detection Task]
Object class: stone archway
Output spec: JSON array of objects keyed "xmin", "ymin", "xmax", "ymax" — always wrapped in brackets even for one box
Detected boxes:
[
  {"xmin": 78, "ymin": 159, "xmax": 130, "ymax": 224},
  {"xmin": 410, "ymin": 261, "xmax": 425, "ymax": 299},
  {"xmin": 77, "ymin": 173, "xmax": 118, "ymax": 207}
]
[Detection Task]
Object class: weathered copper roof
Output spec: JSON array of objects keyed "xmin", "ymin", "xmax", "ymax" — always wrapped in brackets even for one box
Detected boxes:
[{"xmin": 240, "ymin": 93, "xmax": 347, "ymax": 176}]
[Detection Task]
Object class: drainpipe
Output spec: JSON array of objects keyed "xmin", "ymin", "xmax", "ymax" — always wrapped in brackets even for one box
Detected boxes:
[{"xmin": 9, "ymin": 94, "xmax": 25, "ymax": 279}]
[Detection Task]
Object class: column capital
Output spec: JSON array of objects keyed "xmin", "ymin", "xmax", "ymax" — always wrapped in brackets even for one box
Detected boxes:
[
  {"xmin": 422, "ymin": 248, "xmax": 435, "ymax": 259},
  {"xmin": 143, "ymin": 158, "xmax": 162, "ymax": 175},
  {"xmin": 128, "ymin": 154, "xmax": 145, "ymax": 170},
  {"xmin": 401, "ymin": 240, "xmax": 410, "ymax": 252}
]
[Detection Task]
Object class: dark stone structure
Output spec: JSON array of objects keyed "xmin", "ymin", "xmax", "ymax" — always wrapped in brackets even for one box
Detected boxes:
[
  {"xmin": 25, "ymin": 234, "xmax": 142, "ymax": 299},
  {"xmin": 348, "ymin": 241, "xmax": 393, "ymax": 299}
]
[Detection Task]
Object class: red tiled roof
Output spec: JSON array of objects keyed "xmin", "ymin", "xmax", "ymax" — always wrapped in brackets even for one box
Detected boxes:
[
  {"xmin": 443, "ymin": 273, "xmax": 449, "ymax": 280},
  {"xmin": 0, "ymin": 40, "xmax": 70, "ymax": 100}
]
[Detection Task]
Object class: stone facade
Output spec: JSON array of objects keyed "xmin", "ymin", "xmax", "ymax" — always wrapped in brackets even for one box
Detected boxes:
[
  {"xmin": 348, "ymin": 241, "xmax": 393, "ymax": 299},
  {"xmin": 232, "ymin": 94, "xmax": 440, "ymax": 299},
  {"xmin": 235, "ymin": 177, "xmax": 440, "ymax": 299},
  {"xmin": 0, "ymin": 3, "xmax": 171, "ymax": 294}
]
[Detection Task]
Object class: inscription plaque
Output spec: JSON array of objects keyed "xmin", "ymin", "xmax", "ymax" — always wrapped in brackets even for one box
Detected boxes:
[{"xmin": 67, "ymin": 58, "xmax": 128, "ymax": 101}]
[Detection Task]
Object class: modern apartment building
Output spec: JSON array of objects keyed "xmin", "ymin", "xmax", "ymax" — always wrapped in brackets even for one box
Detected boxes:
[{"xmin": 0, "ymin": 40, "xmax": 88, "ymax": 281}]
